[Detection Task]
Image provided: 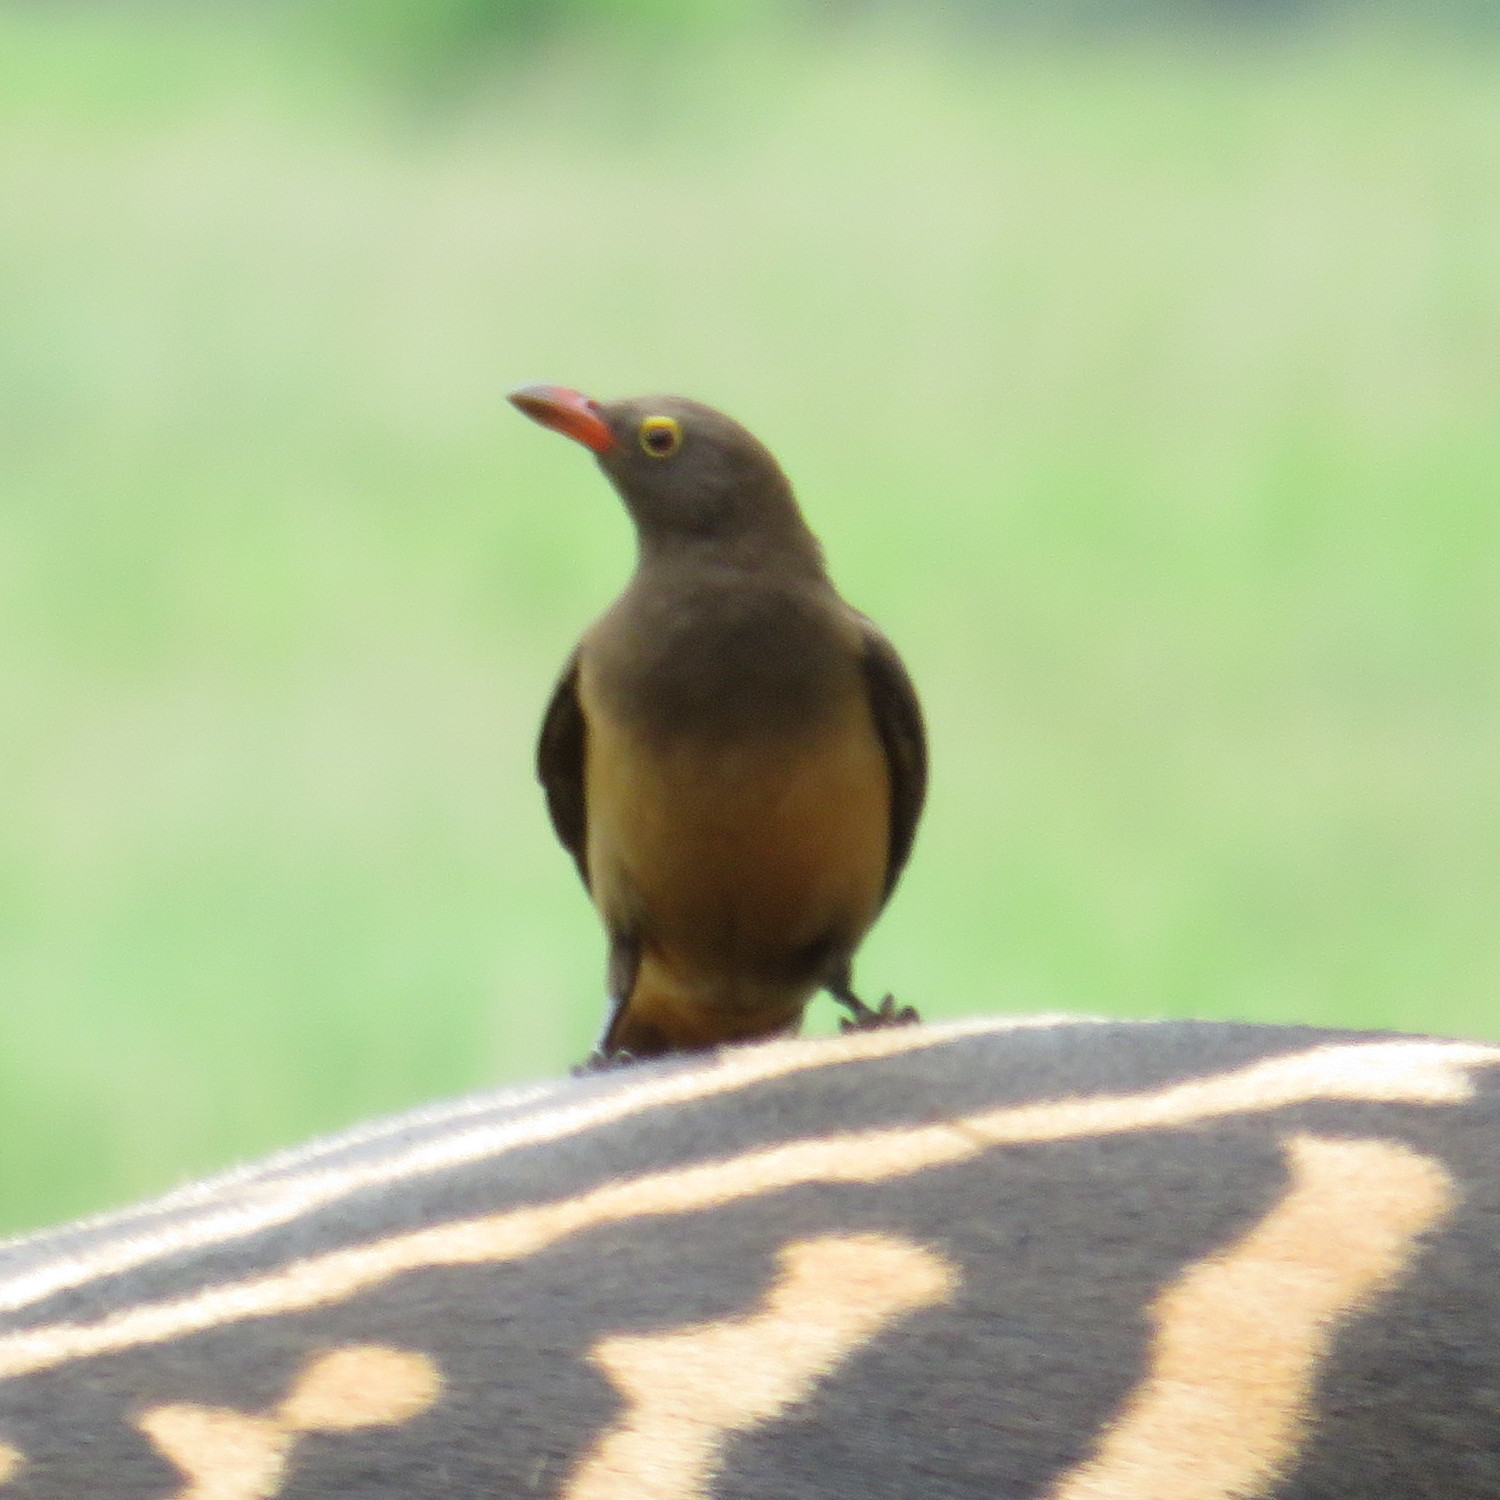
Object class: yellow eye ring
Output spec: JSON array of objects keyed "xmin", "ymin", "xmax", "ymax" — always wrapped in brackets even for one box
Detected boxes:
[{"xmin": 639, "ymin": 415, "xmax": 683, "ymax": 459}]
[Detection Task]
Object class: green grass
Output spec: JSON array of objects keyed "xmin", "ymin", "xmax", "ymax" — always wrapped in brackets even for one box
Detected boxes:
[{"xmin": 2, "ymin": 11, "xmax": 1500, "ymax": 1234}]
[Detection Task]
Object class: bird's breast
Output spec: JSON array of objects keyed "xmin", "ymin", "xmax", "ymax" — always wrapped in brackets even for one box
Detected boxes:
[{"xmin": 584, "ymin": 571, "xmax": 861, "ymax": 743}]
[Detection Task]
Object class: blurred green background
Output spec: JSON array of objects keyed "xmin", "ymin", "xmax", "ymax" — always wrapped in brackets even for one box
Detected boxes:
[{"xmin": 2, "ymin": 0, "xmax": 1500, "ymax": 1235}]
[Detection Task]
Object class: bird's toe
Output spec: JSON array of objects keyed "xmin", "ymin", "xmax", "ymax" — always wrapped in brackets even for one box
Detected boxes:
[{"xmin": 837, "ymin": 993, "xmax": 921, "ymax": 1033}]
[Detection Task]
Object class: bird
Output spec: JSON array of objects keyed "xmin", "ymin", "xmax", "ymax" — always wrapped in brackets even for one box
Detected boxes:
[{"xmin": 510, "ymin": 385, "xmax": 926, "ymax": 1065}]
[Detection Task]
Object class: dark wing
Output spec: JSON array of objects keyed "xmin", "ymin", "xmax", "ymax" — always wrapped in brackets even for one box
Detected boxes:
[
  {"xmin": 857, "ymin": 618, "xmax": 927, "ymax": 903},
  {"xmin": 536, "ymin": 653, "xmax": 590, "ymax": 889}
]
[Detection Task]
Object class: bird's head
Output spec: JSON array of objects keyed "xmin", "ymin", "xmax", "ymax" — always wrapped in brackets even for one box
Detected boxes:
[{"xmin": 509, "ymin": 385, "xmax": 822, "ymax": 567}]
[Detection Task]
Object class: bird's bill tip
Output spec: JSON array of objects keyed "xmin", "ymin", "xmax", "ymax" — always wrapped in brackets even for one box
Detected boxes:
[{"xmin": 508, "ymin": 384, "xmax": 616, "ymax": 454}]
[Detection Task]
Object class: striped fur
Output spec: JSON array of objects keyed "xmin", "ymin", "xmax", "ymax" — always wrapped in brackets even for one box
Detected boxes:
[{"xmin": 2, "ymin": 1016, "xmax": 1500, "ymax": 1497}]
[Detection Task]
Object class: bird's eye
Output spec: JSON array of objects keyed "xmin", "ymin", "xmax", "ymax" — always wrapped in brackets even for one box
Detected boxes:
[{"xmin": 639, "ymin": 416, "xmax": 683, "ymax": 458}]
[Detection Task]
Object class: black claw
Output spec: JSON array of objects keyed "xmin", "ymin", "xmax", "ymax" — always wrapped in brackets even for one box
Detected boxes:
[
  {"xmin": 829, "ymin": 985, "xmax": 921, "ymax": 1033},
  {"xmin": 571, "ymin": 1047, "xmax": 642, "ymax": 1076}
]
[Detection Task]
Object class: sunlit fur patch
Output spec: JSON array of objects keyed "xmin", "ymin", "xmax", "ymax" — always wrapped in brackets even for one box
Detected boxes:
[
  {"xmin": 0, "ymin": 1037, "xmax": 1490, "ymax": 1384},
  {"xmin": 0, "ymin": 1442, "xmax": 20, "ymax": 1485},
  {"xmin": 562, "ymin": 1234, "xmax": 955, "ymax": 1500},
  {"xmin": 0, "ymin": 1015, "xmax": 1070, "ymax": 1320},
  {"xmin": 1046, "ymin": 1135, "xmax": 1454, "ymax": 1500},
  {"xmin": 136, "ymin": 1345, "xmax": 441, "ymax": 1500},
  {"xmin": 137, "ymin": 1406, "xmax": 286, "ymax": 1500}
]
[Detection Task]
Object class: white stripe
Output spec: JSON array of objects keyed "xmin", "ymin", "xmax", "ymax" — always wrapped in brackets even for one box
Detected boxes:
[
  {"xmin": 0, "ymin": 1035, "xmax": 1490, "ymax": 1383},
  {"xmin": 0, "ymin": 1014, "xmax": 1083, "ymax": 1317}
]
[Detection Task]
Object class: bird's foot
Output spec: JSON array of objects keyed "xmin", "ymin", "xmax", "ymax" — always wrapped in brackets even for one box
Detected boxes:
[
  {"xmin": 834, "ymin": 991, "xmax": 921, "ymax": 1033},
  {"xmin": 571, "ymin": 1047, "xmax": 642, "ymax": 1076}
]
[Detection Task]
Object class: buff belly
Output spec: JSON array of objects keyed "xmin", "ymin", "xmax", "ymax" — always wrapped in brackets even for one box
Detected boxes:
[{"xmin": 579, "ymin": 680, "xmax": 891, "ymax": 1048}]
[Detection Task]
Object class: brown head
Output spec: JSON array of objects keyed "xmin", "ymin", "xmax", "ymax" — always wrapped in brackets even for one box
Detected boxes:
[{"xmin": 509, "ymin": 386, "xmax": 825, "ymax": 570}]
